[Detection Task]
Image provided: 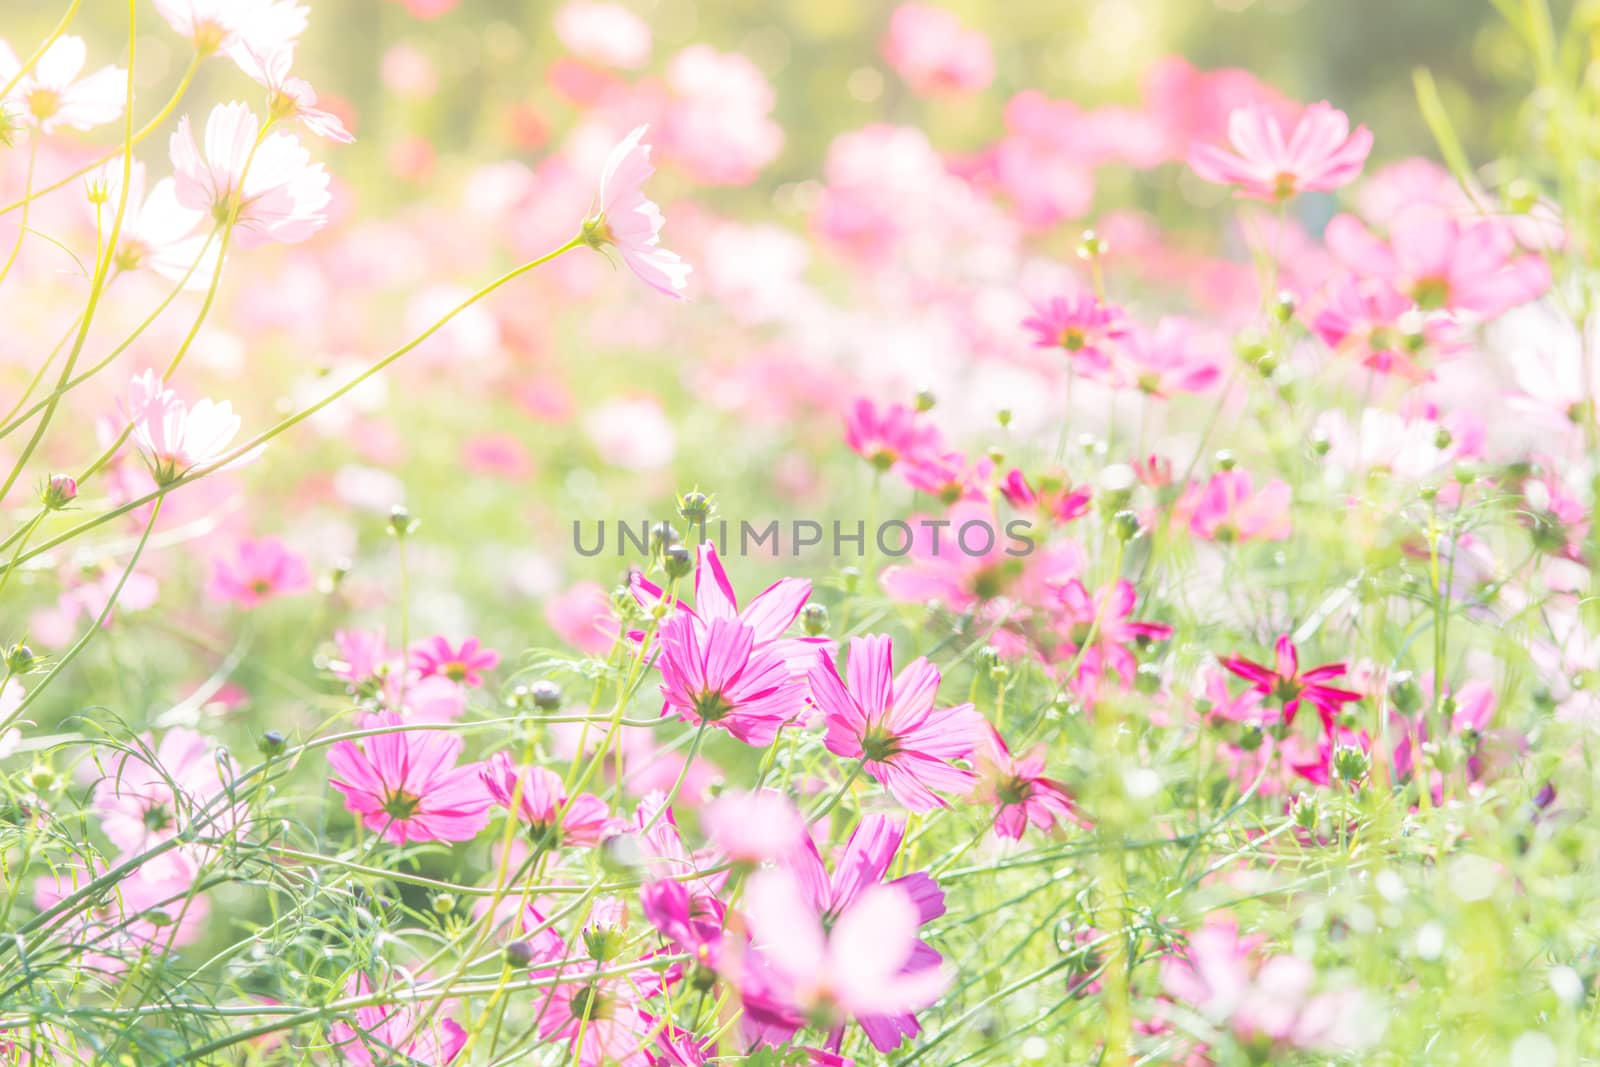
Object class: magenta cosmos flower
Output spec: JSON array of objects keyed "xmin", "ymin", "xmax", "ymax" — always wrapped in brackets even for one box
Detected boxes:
[
  {"xmin": 633, "ymin": 542, "xmax": 828, "ymax": 674},
  {"xmin": 809, "ymin": 634, "xmax": 984, "ymax": 811},
  {"xmin": 844, "ymin": 397, "xmax": 943, "ymax": 473},
  {"xmin": 1221, "ymin": 635, "xmax": 1362, "ymax": 731},
  {"xmin": 1022, "ymin": 292, "xmax": 1130, "ymax": 376},
  {"xmin": 657, "ymin": 614, "xmax": 806, "ymax": 746},
  {"xmin": 479, "ymin": 753, "xmax": 614, "ymax": 848},
  {"xmin": 327, "ymin": 712, "xmax": 492, "ymax": 843},
  {"xmin": 973, "ymin": 725, "xmax": 1082, "ymax": 840},
  {"xmin": 207, "ymin": 535, "xmax": 311, "ymax": 607},
  {"xmin": 1178, "ymin": 469, "xmax": 1292, "ymax": 543},
  {"xmin": 410, "ymin": 635, "xmax": 500, "ymax": 687},
  {"xmin": 1189, "ymin": 101, "xmax": 1372, "ymax": 201},
  {"xmin": 170, "ymin": 100, "xmax": 331, "ymax": 248},
  {"xmin": 582, "ymin": 124, "xmax": 691, "ymax": 298}
]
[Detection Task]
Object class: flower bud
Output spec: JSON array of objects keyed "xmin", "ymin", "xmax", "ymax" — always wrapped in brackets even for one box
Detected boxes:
[
  {"xmin": 1134, "ymin": 662, "xmax": 1162, "ymax": 695},
  {"xmin": 257, "ymin": 730, "xmax": 287, "ymax": 758},
  {"xmin": 1291, "ymin": 792, "xmax": 1320, "ymax": 831},
  {"xmin": 997, "ymin": 408, "xmax": 1013, "ymax": 428},
  {"xmin": 1389, "ymin": 674, "xmax": 1422, "ymax": 714},
  {"xmin": 1214, "ymin": 450, "xmax": 1237, "ymax": 471},
  {"xmin": 505, "ymin": 940, "xmax": 536, "ymax": 967},
  {"xmin": 914, "ymin": 389, "xmax": 937, "ymax": 413},
  {"xmin": 1112, "ymin": 510, "xmax": 1142, "ymax": 543},
  {"xmin": 1333, "ymin": 744, "xmax": 1370, "ymax": 783},
  {"xmin": 1272, "ymin": 290, "xmax": 1298, "ymax": 323},
  {"xmin": 5, "ymin": 644, "xmax": 39, "ymax": 674},
  {"xmin": 678, "ymin": 491, "xmax": 711, "ymax": 523},
  {"xmin": 650, "ymin": 522, "xmax": 681, "ymax": 555},
  {"xmin": 40, "ymin": 474, "xmax": 77, "ymax": 511},
  {"xmin": 530, "ymin": 680, "xmax": 563, "ymax": 710},
  {"xmin": 388, "ymin": 505, "xmax": 418, "ymax": 538},
  {"xmin": 432, "ymin": 893, "xmax": 457, "ymax": 916},
  {"xmin": 663, "ymin": 545, "xmax": 693, "ymax": 580},
  {"xmin": 801, "ymin": 603, "xmax": 829, "ymax": 636},
  {"xmin": 1077, "ymin": 229, "xmax": 1106, "ymax": 259}
]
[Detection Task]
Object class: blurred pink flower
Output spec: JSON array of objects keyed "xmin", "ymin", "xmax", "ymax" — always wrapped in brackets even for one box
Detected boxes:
[
  {"xmin": 882, "ymin": 4, "xmax": 994, "ymax": 96},
  {"xmin": 741, "ymin": 870, "xmax": 949, "ymax": 1047},
  {"xmin": 92, "ymin": 728, "xmax": 242, "ymax": 866},
  {"xmin": 1178, "ymin": 470, "xmax": 1292, "ymax": 543},
  {"xmin": 844, "ymin": 398, "xmax": 943, "ymax": 473},
  {"xmin": 1022, "ymin": 292, "xmax": 1131, "ymax": 377},
  {"xmin": 153, "ymin": 0, "xmax": 307, "ymax": 66},
  {"xmin": 326, "ymin": 973, "xmax": 467, "ymax": 1066},
  {"xmin": 555, "ymin": 2, "xmax": 651, "ymax": 69},
  {"xmin": 237, "ymin": 44, "xmax": 354, "ymax": 143},
  {"xmin": 1189, "ymin": 101, "xmax": 1371, "ymax": 200},
  {"xmin": 410, "ymin": 635, "xmax": 500, "ymax": 687},
  {"xmin": 327, "ymin": 712, "xmax": 492, "ymax": 844},
  {"xmin": 809, "ymin": 634, "xmax": 983, "ymax": 811},
  {"xmin": 584, "ymin": 124, "xmax": 691, "ymax": 298},
  {"xmin": 1325, "ymin": 203, "xmax": 1550, "ymax": 318},
  {"xmin": 461, "ymin": 432, "xmax": 533, "ymax": 479},
  {"xmin": 546, "ymin": 580, "xmax": 619, "ymax": 656},
  {"xmin": 480, "ymin": 754, "xmax": 614, "ymax": 847},
  {"xmin": 0, "ymin": 36, "xmax": 125, "ymax": 133},
  {"xmin": 662, "ymin": 46, "xmax": 783, "ymax": 186},
  {"xmin": 208, "ymin": 536, "xmax": 311, "ymax": 607},
  {"xmin": 1117, "ymin": 317, "xmax": 1223, "ymax": 397},
  {"xmin": 170, "ymin": 101, "xmax": 331, "ymax": 248},
  {"xmin": 702, "ymin": 788, "xmax": 805, "ymax": 863},
  {"xmin": 974, "ymin": 725, "xmax": 1080, "ymax": 839}
]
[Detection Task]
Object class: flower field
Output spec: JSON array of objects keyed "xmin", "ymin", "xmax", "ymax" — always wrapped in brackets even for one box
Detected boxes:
[{"xmin": 2, "ymin": 1, "xmax": 1599, "ymax": 1064}]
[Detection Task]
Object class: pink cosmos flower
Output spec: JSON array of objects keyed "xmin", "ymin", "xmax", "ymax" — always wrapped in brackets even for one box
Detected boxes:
[
  {"xmin": 880, "ymin": 503, "xmax": 1085, "ymax": 617},
  {"xmin": 479, "ymin": 753, "xmax": 614, "ymax": 847},
  {"xmin": 1221, "ymin": 635, "xmax": 1362, "ymax": 731},
  {"xmin": 1178, "ymin": 470, "xmax": 1292, "ymax": 543},
  {"xmin": 809, "ymin": 634, "xmax": 984, "ymax": 811},
  {"xmin": 737, "ymin": 815, "xmax": 947, "ymax": 1053},
  {"xmin": 153, "ymin": 0, "xmax": 308, "ymax": 66},
  {"xmin": 530, "ymin": 958, "xmax": 653, "ymax": 1067},
  {"xmin": 702, "ymin": 788, "xmax": 806, "ymax": 864},
  {"xmin": 410, "ymin": 635, "xmax": 500, "ymax": 687},
  {"xmin": 1312, "ymin": 277, "xmax": 1460, "ymax": 379},
  {"xmin": 170, "ymin": 101, "xmax": 331, "ymax": 248},
  {"xmin": 92, "ymin": 727, "xmax": 243, "ymax": 869},
  {"xmin": 844, "ymin": 398, "xmax": 943, "ymax": 473},
  {"xmin": 1022, "ymin": 293, "xmax": 1131, "ymax": 377},
  {"xmin": 882, "ymin": 4, "xmax": 994, "ymax": 96},
  {"xmin": 999, "ymin": 469, "xmax": 1091, "ymax": 525},
  {"xmin": 1117, "ymin": 317, "xmax": 1223, "ymax": 397},
  {"xmin": 1162, "ymin": 917, "xmax": 1372, "ymax": 1052},
  {"xmin": 237, "ymin": 44, "xmax": 354, "ymax": 143},
  {"xmin": 662, "ymin": 46, "xmax": 783, "ymax": 186},
  {"xmin": 327, "ymin": 712, "xmax": 493, "ymax": 844},
  {"xmin": 554, "ymin": 2, "xmax": 651, "ymax": 69},
  {"xmin": 125, "ymin": 370, "xmax": 245, "ymax": 484},
  {"xmin": 97, "ymin": 162, "xmax": 213, "ymax": 285},
  {"xmin": 208, "ymin": 536, "xmax": 311, "ymax": 607},
  {"xmin": 1325, "ymin": 204, "xmax": 1550, "ymax": 318},
  {"xmin": 633, "ymin": 542, "xmax": 827, "ymax": 676},
  {"xmin": 0, "ymin": 36, "xmax": 125, "ymax": 133},
  {"xmin": 1188, "ymin": 101, "xmax": 1372, "ymax": 200},
  {"xmin": 583, "ymin": 125, "xmax": 691, "ymax": 298},
  {"xmin": 741, "ymin": 870, "xmax": 950, "ymax": 1043},
  {"xmin": 331, "ymin": 628, "xmax": 394, "ymax": 685},
  {"xmin": 547, "ymin": 580, "xmax": 619, "ymax": 656},
  {"xmin": 1051, "ymin": 578, "xmax": 1173, "ymax": 692},
  {"xmin": 657, "ymin": 614, "xmax": 806, "ymax": 746},
  {"xmin": 973, "ymin": 725, "xmax": 1080, "ymax": 839},
  {"xmin": 327, "ymin": 973, "xmax": 467, "ymax": 1066},
  {"xmin": 34, "ymin": 862, "xmax": 210, "ymax": 976}
]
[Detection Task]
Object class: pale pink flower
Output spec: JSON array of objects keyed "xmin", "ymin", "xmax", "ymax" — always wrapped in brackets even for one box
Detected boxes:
[
  {"xmin": 1178, "ymin": 470, "xmax": 1292, "ymax": 543},
  {"xmin": 974, "ymin": 725, "xmax": 1081, "ymax": 839},
  {"xmin": 1325, "ymin": 203, "xmax": 1550, "ymax": 318},
  {"xmin": 96, "ymin": 162, "xmax": 214, "ymax": 286},
  {"xmin": 662, "ymin": 46, "xmax": 783, "ymax": 186},
  {"xmin": 741, "ymin": 869, "xmax": 950, "ymax": 1042},
  {"xmin": 409, "ymin": 635, "xmax": 500, "ymax": 687},
  {"xmin": 92, "ymin": 728, "xmax": 243, "ymax": 869},
  {"xmin": 0, "ymin": 36, "xmax": 125, "ymax": 133},
  {"xmin": 208, "ymin": 536, "xmax": 311, "ymax": 607},
  {"xmin": 170, "ymin": 101, "xmax": 331, "ymax": 248},
  {"xmin": 479, "ymin": 753, "xmax": 614, "ymax": 847},
  {"xmin": 1313, "ymin": 277, "xmax": 1460, "ymax": 379},
  {"xmin": 327, "ymin": 973, "xmax": 467, "ymax": 1066},
  {"xmin": 1022, "ymin": 292, "xmax": 1131, "ymax": 377},
  {"xmin": 34, "ymin": 862, "xmax": 209, "ymax": 975},
  {"xmin": 125, "ymin": 370, "xmax": 246, "ymax": 484},
  {"xmin": 547, "ymin": 581, "xmax": 619, "ymax": 656},
  {"xmin": 882, "ymin": 4, "xmax": 994, "ymax": 96},
  {"xmin": 153, "ymin": 0, "xmax": 308, "ymax": 65},
  {"xmin": 237, "ymin": 44, "xmax": 354, "ymax": 143},
  {"xmin": 327, "ymin": 712, "xmax": 493, "ymax": 844},
  {"xmin": 583, "ymin": 125, "xmax": 691, "ymax": 298},
  {"xmin": 809, "ymin": 634, "xmax": 984, "ymax": 811},
  {"xmin": 844, "ymin": 397, "xmax": 944, "ymax": 473},
  {"xmin": 1189, "ymin": 101, "xmax": 1372, "ymax": 200},
  {"xmin": 702, "ymin": 788, "xmax": 805, "ymax": 864},
  {"xmin": 1117, "ymin": 317, "xmax": 1223, "ymax": 397},
  {"xmin": 554, "ymin": 2, "xmax": 651, "ymax": 69}
]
